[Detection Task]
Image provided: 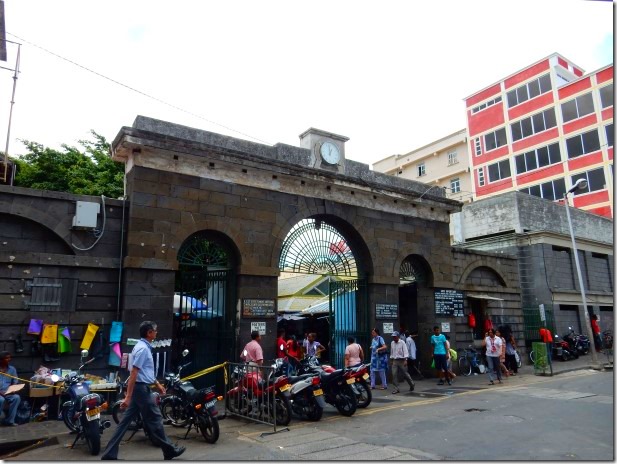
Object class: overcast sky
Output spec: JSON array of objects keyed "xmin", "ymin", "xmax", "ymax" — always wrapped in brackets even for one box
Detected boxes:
[{"xmin": 0, "ymin": 0, "xmax": 613, "ymax": 167}]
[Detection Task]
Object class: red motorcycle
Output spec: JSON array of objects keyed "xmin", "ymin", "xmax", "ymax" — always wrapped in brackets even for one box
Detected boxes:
[{"xmin": 225, "ymin": 364, "xmax": 292, "ymax": 426}]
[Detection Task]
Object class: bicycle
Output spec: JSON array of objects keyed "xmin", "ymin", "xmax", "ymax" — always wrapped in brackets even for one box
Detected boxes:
[{"xmin": 457, "ymin": 345, "xmax": 486, "ymax": 376}]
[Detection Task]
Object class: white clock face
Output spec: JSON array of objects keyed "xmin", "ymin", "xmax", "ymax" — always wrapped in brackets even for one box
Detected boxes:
[{"xmin": 320, "ymin": 142, "xmax": 340, "ymax": 165}]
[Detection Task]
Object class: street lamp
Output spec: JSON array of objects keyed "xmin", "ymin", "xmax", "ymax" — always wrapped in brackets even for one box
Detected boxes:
[{"xmin": 563, "ymin": 178, "xmax": 600, "ymax": 367}]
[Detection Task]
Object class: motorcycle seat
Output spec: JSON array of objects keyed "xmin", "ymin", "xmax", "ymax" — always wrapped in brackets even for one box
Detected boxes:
[
  {"xmin": 319, "ymin": 369, "xmax": 344, "ymax": 382},
  {"xmin": 287, "ymin": 373, "xmax": 314, "ymax": 384}
]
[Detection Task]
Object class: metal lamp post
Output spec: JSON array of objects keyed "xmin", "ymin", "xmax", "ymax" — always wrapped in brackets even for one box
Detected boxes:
[{"xmin": 563, "ymin": 178, "xmax": 600, "ymax": 367}]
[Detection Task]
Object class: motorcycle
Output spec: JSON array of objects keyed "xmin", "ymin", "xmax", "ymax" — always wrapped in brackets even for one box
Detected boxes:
[
  {"xmin": 296, "ymin": 356, "xmax": 358, "ymax": 416},
  {"xmin": 272, "ymin": 358, "xmax": 326, "ymax": 421},
  {"xmin": 159, "ymin": 350, "xmax": 222, "ymax": 443},
  {"xmin": 304, "ymin": 358, "xmax": 372, "ymax": 409},
  {"xmin": 59, "ymin": 349, "xmax": 111, "ymax": 456},
  {"xmin": 226, "ymin": 354, "xmax": 293, "ymax": 426},
  {"xmin": 563, "ymin": 327, "xmax": 590, "ymax": 355},
  {"xmin": 553, "ymin": 335, "xmax": 578, "ymax": 361}
]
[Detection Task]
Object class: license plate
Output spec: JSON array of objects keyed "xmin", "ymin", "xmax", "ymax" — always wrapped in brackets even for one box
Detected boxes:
[
  {"xmin": 279, "ymin": 383, "xmax": 291, "ymax": 392},
  {"xmin": 86, "ymin": 408, "xmax": 100, "ymax": 421},
  {"xmin": 362, "ymin": 373, "xmax": 369, "ymax": 380},
  {"xmin": 346, "ymin": 378, "xmax": 355, "ymax": 384},
  {"xmin": 313, "ymin": 388, "xmax": 323, "ymax": 396},
  {"xmin": 205, "ymin": 400, "xmax": 216, "ymax": 409}
]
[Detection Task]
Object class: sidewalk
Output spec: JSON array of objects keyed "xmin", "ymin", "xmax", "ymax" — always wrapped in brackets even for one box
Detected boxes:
[{"xmin": 0, "ymin": 353, "xmax": 608, "ymax": 458}]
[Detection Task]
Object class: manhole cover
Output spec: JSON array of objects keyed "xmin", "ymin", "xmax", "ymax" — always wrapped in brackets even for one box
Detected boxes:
[{"xmin": 464, "ymin": 408, "xmax": 487, "ymax": 412}]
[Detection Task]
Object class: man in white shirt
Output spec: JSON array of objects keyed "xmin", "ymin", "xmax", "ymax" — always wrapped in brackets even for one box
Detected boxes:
[
  {"xmin": 389, "ymin": 332, "xmax": 415, "ymax": 394},
  {"xmin": 404, "ymin": 331, "xmax": 424, "ymax": 379}
]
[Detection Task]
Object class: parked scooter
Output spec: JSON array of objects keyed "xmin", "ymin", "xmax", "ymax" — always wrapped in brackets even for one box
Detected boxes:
[
  {"xmin": 159, "ymin": 350, "xmax": 222, "ymax": 443},
  {"xmin": 272, "ymin": 358, "xmax": 326, "ymax": 421},
  {"xmin": 553, "ymin": 335, "xmax": 578, "ymax": 361},
  {"xmin": 296, "ymin": 356, "xmax": 358, "ymax": 416},
  {"xmin": 59, "ymin": 349, "xmax": 111, "ymax": 456},
  {"xmin": 306, "ymin": 359, "xmax": 372, "ymax": 409},
  {"xmin": 563, "ymin": 327, "xmax": 590, "ymax": 355}
]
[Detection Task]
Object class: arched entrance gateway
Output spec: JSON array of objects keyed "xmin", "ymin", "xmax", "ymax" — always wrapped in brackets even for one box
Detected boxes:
[
  {"xmin": 398, "ymin": 255, "xmax": 434, "ymax": 336},
  {"xmin": 173, "ymin": 231, "xmax": 238, "ymax": 388},
  {"xmin": 278, "ymin": 217, "xmax": 370, "ymax": 368}
]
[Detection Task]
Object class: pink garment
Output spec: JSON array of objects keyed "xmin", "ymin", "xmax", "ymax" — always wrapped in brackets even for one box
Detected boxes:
[
  {"xmin": 345, "ymin": 343, "xmax": 363, "ymax": 366},
  {"xmin": 241, "ymin": 340, "xmax": 263, "ymax": 363}
]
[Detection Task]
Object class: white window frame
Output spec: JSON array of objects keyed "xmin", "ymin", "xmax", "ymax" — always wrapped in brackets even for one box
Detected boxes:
[
  {"xmin": 477, "ymin": 168, "xmax": 485, "ymax": 187},
  {"xmin": 448, "ymin": 151, "xmax": 458, "ymax": 166},
  {"xmin": 471, "ymin": 96, "xmax": 502, "ymax": 114},
  {"xmin": 417, "ymin": 163, "xmax": 426, "ymax": 177},
  {"xmin": 599, "ymin": 83, "xmax": 614, "ymax": 109},
  {"xmin": 487, "ymin": 159, "xmax": 512, "ymax": 183},
  {"xmin": 474, "ymin": 138, "xmax": 482, "ymax": 156},
  {"xmin": 511, "ymin": 108, "xmax": 557, "ymax": 142},
  {"xmin": 506, "ymin": 73, "xmax": 552, "ymax": 108},
  {"xmin": 484, "ymin": 127, "xmax": 507, "ymax": 152},
  {"xmin": 450, "ymin": 177, "xmax": 461, "ymax": 193},
  {"xmin": 561, "ymin": 92, "xmax": 595, "ymax": 123}
]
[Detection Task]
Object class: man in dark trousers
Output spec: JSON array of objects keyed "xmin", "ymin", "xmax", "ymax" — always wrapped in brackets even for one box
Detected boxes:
[{"xmin": 101, "ymin": 321, "xmax": 185, "ymax": 460}]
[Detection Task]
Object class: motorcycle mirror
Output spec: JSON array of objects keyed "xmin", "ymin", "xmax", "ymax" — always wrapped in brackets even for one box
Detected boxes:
[
  {"xmin": 50, "ymin": 374, "xmax": 60, "ymax": 383},
  {"xmin": 80, "ymin": 349, "xmax": 89, "ymax": 359},
  {"xmin": 182, "ymin": 349, "xmax": 189, "ymax": 357}
]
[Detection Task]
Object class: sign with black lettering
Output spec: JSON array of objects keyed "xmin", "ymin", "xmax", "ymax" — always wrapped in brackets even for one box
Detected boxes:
[
  {"xmin": 242, "ymin": 299, "xmax": 276, "ymax": 318},
  {"xmin": 375, "ymin": 303, "xmax": 398, "ymax": 320},
  {"xmin": 434, "ymin": 289, "xmax": 464, "ymax": 317}
]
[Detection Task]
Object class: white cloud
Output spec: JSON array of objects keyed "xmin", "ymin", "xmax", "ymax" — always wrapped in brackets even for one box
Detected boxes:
[{"xmin": 0, "ymin": 0, "xmax": 613, "ymax": 166}]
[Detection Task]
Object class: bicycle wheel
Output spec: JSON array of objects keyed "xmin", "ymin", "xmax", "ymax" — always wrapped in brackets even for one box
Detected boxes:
[
  {"xmin": 529, "ymin": 350, "xmax": 535, "ymax": 364},
  {"xmin": 458, "ymin": 356, "xmax": 471, "ymax": 376}
]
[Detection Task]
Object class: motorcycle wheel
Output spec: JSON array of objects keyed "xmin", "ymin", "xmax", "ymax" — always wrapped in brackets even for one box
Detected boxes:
[
  {"xmin": 571, "ymin": 350, "xmax": 579, "ymax": 359},
  {"xmin": 458, "ymin": 357, "xmax": 471, "ymax": 376},
  {"xmin": 516, "ymin": 353, "xmax": 523, "ymax": 369},
  {"xmin": 160, "ymin": 396, "xmax": 189, "ymax": 428},
  {"xmin": 334, "ymin": 386, "xmax": 357, "ymax": 417},
  {"xmin": 225, "ymin": 394, "xmax": 246, "ymax": 415},
  {"xmin": 561, "ymin": 351, "xmax": 570, "ymax": 361},
  {"xmin": 355, "ymin": 379, "xmax": 372, "ymax": 408},
  {"xmin": 84, "ymin": 419, "xmax": 101, "ymax": 456},
  {"xmin": 111, "ymin": 401, "xmax": 140, "ymax": 431},
  {"xmin": 61, "ymin": 402, "xmax": 79, "ymax": 433},
  {"xmin": 197, "ymin": 414, "xmax": 220, "ymax": 444},
  {"xmin": 269, "ymin": 394, "xmax": 292, "ymax": 426},
  {"xmin": 529, "ymin": 350, "xmax": 535, "ymax": 364},
  {"xmin": 304, "ymin": 395, "xmax": 323, "ymax": 422}
]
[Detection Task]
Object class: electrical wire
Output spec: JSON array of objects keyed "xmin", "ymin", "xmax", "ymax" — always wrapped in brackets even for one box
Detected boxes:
[
  {"xmin": 72, "ymin": 195, "xmax": 107, "ymax": 251},
  {"xmin": 6, "ymin": 32, "xmax": 273, "ymax": 146}
]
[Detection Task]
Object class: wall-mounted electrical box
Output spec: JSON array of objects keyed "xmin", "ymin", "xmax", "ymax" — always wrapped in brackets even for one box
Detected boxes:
[{"xmin": 72, "ymin": 201, "xmax": 100, "ymax": 229}]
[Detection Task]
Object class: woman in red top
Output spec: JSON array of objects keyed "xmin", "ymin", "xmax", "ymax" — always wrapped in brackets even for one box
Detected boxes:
[
  {"xmin": 591, "ymin": 315, "xmax": 602, "ymax": 351},
  {"xmin": 286, "ymin": 335, "xmax": 301, "ymax": 374}
]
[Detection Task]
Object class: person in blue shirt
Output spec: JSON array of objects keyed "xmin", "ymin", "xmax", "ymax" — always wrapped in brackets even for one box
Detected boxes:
[
  {"xmin": 430, "ymin": 326, "xmax": 452, "ymax": 386},
  {"xmin": 0, "ymin": 351, "xmax": 22, "ymax": 426},
  {"xmin": 101, "ymin": 321, "xmax": 185, "ymax": 460}
]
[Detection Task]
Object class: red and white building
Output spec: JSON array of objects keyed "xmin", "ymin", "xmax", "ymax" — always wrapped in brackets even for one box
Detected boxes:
[{"xmin": 465, "ymin": 53, "xmax": 613, "ymax": 217}]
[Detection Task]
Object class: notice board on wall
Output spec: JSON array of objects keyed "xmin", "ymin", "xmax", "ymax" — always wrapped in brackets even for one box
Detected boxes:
[
  {"xmin": 242, "ymin": 299, "xmax": 276, "ymax": 318},
  {"xmin": 434, "ymin": 289, "xmax": 464, "ymax": 317}
]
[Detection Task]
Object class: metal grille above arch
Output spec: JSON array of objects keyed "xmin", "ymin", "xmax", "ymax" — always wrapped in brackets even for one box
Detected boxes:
[
  {"xmin": 177, "ymin": 233, "xmax": 231, "ymax": 269},
  {"xmin": 279, "ymin": 219, "xmax": 358, "ymax": 277},
  {"xmin": 400, "ymin": 255, "xmax": 432, "ymax": 285}
]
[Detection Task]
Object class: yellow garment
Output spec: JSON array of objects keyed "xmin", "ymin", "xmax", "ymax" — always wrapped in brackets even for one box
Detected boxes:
[
  {"xmin": 41, "ymin": 324, "xmax": 58, "ymax": 344},
  {"xmin": 80, "ymin": 322, "xmax": 99, "ymax": 350}
]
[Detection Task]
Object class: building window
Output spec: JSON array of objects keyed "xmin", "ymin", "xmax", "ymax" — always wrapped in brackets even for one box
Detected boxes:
[
  {"xmin": 474, "ymin": 138, "xmax": 482, "ymax": 156},
  {"xmin": 448, "ymin": 151, "xmax": 458, "ymax": 165},
  {"xmin": 519, "ymin": 178, "xmax": 566, "ymax": 201},
  {"xmin": 561, "ymin": 92, "xmax": 595, "ymax": 123},
  {"xmin": 484, "ymin": 127, "xmax": 507, "ymax": 152},
  {"xmin": 450, "ymin": 177, "xmax": 461, "ymax": 193},
  {"xmin": 511, "ymin": 108, "xmax": 557, "ymax": 142},
  {"xmin": 477, "ymin": 168, "xmax": 485, "ymax": 186},
  {"xmin": 571, "ymin": 168, "xmax": 606, "ymax": 195},
  {"xmin": 606, "ymin": 124, "xmax": 614, "ymax": 148},
  {"xmin": 417, "ymin": 163, "xmax": 426, "ymax": 177},
  {"xmin": 599, "ymin": 83, "xmax": 613, "ymax": 109},
  {"xmin": 506, "ymin": 73, "xmax": 552, "ymax": 107},
  {"xmin": 566, "ymin": 129, "xmax": 601, "ymax": 159},
  {"xmin": 471, "ymin": 96, "xmax": 502, "ymax": 114},
  {"xmin": 515, "ymin": 142, "xmax": 561, "ymax": 174},
  {"xmin": 487, "ymin": 159, "xmax": 511, "ymax": 182}
]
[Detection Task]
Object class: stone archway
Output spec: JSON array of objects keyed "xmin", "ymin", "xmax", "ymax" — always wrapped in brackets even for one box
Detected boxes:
[{"xmin": 399, "ymin": 254, "xmax": 434, "ymax": 335}]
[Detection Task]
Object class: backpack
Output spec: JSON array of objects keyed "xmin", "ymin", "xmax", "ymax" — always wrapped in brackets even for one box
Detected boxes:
[{"xmin": 449, "ymin": 348, "xmax": 458, "ymax": 362}]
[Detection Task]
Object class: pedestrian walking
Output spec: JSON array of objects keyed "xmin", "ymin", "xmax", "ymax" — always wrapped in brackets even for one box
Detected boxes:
[
  {"xmin": 591, "ymin": 315, "xmax": 602, "ymax": 351},
  {"xmin": 389, "ymin": 332, "xmax": 415, "ymax": 393},
  {"xmin": 369, "ymin": 328, "xmax": 388, "ymax": 390},
  {"xmin": 505, "ymin": 333, "xmax": 518, "ymax": 375},
  {"xmin": 344, "ymin": 336, "xmax": 364, "ymax": 368},
  {"xmin": 495, "ymin": 330, "xmax": 509, "ymax": 378},
  {"xmin": 101, "ymin": 321, "xmax": 185, "ymax": 460},
  {"xmin": 444, "ymin": 335, "xmax": 457, "ymax": 381},
  {"xmin": 241, "ymin": 331, "xmax": 264, "ymax": 366},
  {"xmin": 404, "ymin": 331, "xmax": 423, "ymax": 379},
  {"xmin": 0, "ymin": 351, "xmax": 22, "ymax": 427},
  {"xmin": 431, "ymin": 326, "xmax": 451, "ymax": 386},
  {"xmin": 483, "ymin": 328, "xmax": 503, "ymax": 385}
]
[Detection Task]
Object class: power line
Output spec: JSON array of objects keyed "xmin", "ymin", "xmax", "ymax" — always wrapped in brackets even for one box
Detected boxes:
[{"xmin": 6, "ymin": 32, "xmax": 273, "ymax": 146}]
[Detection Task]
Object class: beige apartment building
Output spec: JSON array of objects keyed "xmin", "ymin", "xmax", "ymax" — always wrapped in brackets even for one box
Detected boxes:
[{"xmin": 372, "ymin": 128, "xmax": 471, "ymax": 203}]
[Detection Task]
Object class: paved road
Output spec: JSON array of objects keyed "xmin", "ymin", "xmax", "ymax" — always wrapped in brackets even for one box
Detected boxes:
[{"xmin": 3, "ymin": 359, "xmax": 613, "ymax": 460}]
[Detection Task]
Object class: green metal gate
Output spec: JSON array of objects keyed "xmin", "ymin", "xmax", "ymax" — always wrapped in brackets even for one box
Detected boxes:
[
  {"xmin": 175, "ymin": 268, "xmax": 236, "ymax": 391},
  {"xmin": 522, "ymin": 305, "xmax": 555, "ymax": 347},
  {"xmin": 329, "ymin": 278, "xmax": 369, "ymax": 369}
]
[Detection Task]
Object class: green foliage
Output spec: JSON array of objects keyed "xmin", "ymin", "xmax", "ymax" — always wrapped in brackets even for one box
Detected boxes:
[{"xmin": 11, "ymin": 131, "xmax": 124, "ymax": 198}]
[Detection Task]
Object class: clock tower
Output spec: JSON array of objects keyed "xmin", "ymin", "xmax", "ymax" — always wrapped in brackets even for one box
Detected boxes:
[{"xmin": 299, "ymin": 127, "xmax": 349, "ymax": 174}]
